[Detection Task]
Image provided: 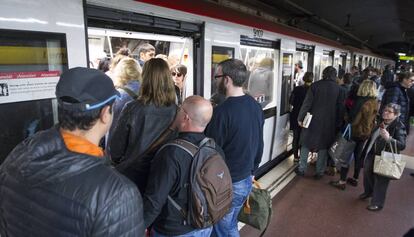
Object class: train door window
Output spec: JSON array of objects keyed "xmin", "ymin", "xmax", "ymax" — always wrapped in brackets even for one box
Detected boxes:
[
  {"xmin": 321, "ymin": 50, "xmax": 334, "ymax": 74},
  {"xmin": 314, "ymin": 54, "xmax": 321, "ymax": 81},
  {"xmin": 339, "ymin": 52, "xmax": 347, "ymax": 77},
  {"xmin": 239, "ymin": 36, "xmax": 279, "ymax": 110},
  {"xmin": 281, "ymin": 53, "xmax": 293, "ymax": 115},
  {"xmin": 210, "ymin": 46, "xmax": 234, "ymax": 106},
  {"xmin": 0, "ymin": 29, "xmax": 68, "ymax": 163},
  {"xmin": 88, "ymin": 28, "xmax": 194, "ymax": 97},
  {"xmin": 293, "ymin": 51, "xmax": 308, "ymax": 86},
  {"xmin": 358, "ymin": 56, "xmax": 363, "ymax": 71}
]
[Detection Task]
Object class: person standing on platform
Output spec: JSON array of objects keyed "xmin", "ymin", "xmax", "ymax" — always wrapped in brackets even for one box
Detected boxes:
[
  {"xmin": 0, "ymin": 68, "xmax": 144, "ymax": 236},
  {"xmin": 296, "ymin": 66, "xmax": 346, "ymax": 179},
  {"xmin": 330, "ymin": 80, "xmax": 378, "ymax": 190},
  {"xmin": 144, "ymin": 96, "xmax": 216, "ymax": 237},
  {"xmin": 290, "ymin": 72, "xmax": 314, "ymax": 162},
  {"xmin": 360, "ymin": 103, "xmax": 406, "ymax": 211},
  {"xmin": 206, "ymin": 59, "xmax": 264, "ymax": 237},
  {"xmin": 380, "ymin": 72, "xmax": 413, "ymax": 134}
]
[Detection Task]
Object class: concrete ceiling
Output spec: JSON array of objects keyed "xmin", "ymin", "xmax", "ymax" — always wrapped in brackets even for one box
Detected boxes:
[{"xmin": 226, "ymin": 0, "xmax": 414, "ymax": 57}]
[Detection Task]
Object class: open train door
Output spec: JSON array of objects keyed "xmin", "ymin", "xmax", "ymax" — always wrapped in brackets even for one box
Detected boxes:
[{"xmin": 86, "ymin": 4, "xmax": 204, "ymax": 96}]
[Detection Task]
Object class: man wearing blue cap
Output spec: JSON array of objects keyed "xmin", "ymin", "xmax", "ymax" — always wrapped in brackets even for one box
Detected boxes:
[{"xmin": 0, "ymin": 68, "xmax": 144, "ymax": 236}]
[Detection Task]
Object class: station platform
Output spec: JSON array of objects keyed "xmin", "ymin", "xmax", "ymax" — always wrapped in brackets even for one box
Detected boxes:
[{"xmin": 241, "ymin": 127, "xmax": 414, "ymax": 237}]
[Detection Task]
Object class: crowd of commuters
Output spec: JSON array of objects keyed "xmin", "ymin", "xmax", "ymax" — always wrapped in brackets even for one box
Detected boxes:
[
  {"xmin": 293, "ymin": 63, "xmax": 413, "ymax": 213},
  {"xmin": 0, "ymin": 39, "xmax": 413, "ymax": 236},
  {"xmin": 0, "ymin": 44, "xmax": 264, "ymax": 237}
]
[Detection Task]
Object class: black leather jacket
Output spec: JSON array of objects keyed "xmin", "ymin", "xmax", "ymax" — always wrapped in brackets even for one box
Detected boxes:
[
  {"xmin": 0, "ymin": 127, "xmax": 145, "ymax": 237},
  {"xmin": 109, "ymin": 100, "xmax": 177, "ymax": 164}
]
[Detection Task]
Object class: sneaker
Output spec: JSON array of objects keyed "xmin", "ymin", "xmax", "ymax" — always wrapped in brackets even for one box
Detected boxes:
[
  {"xmin": 294, "ymin": 157, "xmax": 299, "ymax": 163},
  {"xmin": 329, "ymin": 180, "xmax": 346, "ymax": 190},
  {"xmin": 347, "ymin": 178, "xmax": 358, "ymax": 187},
  {"xmin": 367, "ymin": 204, "xmax": 382, "ymax": 211}
]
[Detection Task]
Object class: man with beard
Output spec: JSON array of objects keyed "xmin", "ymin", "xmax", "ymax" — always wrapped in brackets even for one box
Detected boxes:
[{"xmin": 206, "ymin": 59, "xmax": 264, "ymax": 237}]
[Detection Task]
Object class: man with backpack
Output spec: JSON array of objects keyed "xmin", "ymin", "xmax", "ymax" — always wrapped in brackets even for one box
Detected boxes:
[
  {"xmin": 144, "ymin": 95, "xmax": 232, "ymax": 237},
  {"xmin": 206, "ymin": 59, "xmax": 265, "ymax": 237}
]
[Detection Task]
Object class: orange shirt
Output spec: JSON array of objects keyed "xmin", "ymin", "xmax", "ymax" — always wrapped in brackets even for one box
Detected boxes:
[{"xmin": 61, "ymin": 130, "xmax": 104, "ymax": 157}]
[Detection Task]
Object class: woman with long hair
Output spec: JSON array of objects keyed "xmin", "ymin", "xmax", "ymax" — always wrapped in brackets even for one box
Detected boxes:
[
  {"xmin": 330, "ymin": 80, "xmax": 378, "ymax": 190},
  {"xmin": 109, "ymin": 58, "xmax": 177, "ymax": 193}
]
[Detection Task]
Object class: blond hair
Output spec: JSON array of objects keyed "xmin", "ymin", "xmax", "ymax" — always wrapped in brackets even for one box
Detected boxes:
[
  {"xmin": 357, "ymin": 80, "xmax": 377, "ymax": 97},
  {"xmin": 113, "ymin": 58, "xmax": 142, "ymax": 87},
  {"xmin": 139, "ymin": 58, "xmax": 176, "ymax": 107},
  {"xmin": 109, "ymin": 54, "xmax": 127, "ymax": 71}
]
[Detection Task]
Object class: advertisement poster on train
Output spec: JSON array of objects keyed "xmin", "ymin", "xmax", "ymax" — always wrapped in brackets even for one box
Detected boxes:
[{"xmin": 0, "ymin": 71, "xmax": 60, "ymax": 104}]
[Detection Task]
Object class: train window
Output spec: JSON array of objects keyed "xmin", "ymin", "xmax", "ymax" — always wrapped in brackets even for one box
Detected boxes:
[
  {"xmin": 88, "ymin": 28, "xmax": 191, "ymax": 67},
  {"xmin": 280, "ymin": 53, "xmax": 293, "ymax": 115},
  {"xmin": 241, "ymin": 46, "xmax": 278, "ymax": 109},
  {"xmin": 0, "ymin": 29, "xmax": 68, "ymax": 163},
  {"xmin": 320, "ymin": 50, "xmax": 334, "ymax": 75},
  {"xmin": 88, "ymin": 28, "xmax": 193, "ymax": 97},
  {"xmin": 210, "ymin": 46, "xmax": 234, "ymax": 106},
  {"xmin": 293, "ymin": 51, "xmax": 309, "ymax": 85}
]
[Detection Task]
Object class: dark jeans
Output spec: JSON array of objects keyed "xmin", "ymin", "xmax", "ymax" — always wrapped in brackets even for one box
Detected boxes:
[
  {"xmin": 292, "ymin": 127, "xmax": 301, "ymax": 159},
  {"xmin": 339, "ymin": 139, "xmax": 366, "ymax": 181},
  {"xmin": 363, "ymin": 151, "xmax": 391, "ymax": 207}
]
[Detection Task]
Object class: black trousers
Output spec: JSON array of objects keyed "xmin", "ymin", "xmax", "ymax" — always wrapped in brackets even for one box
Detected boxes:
[
  {"xmin": 292, "ymin": 127, "xmax": 301, "ymax": 159},
  {"xmin": 339, "ymin": 139, "xmax": 366, "ymax": 181},
  {"xmin": 363, "ymin": 152, "xmax": 391, "ymax": 207}
]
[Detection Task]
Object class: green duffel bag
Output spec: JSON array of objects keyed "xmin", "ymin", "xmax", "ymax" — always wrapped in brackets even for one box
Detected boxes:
[{"xmin": 238, "ymin": 180, "xmax": 272, "ymax": 237}]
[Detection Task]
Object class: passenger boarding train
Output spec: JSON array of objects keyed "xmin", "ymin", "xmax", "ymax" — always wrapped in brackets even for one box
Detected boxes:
[{"xmin": 0, "ymin": 0, "xmax": 394, "ymax": 176}]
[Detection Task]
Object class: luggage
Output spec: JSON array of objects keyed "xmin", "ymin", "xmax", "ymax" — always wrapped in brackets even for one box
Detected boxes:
[{"xmin": 238, "ymin": 180, "xmax": 272, "ymax": 237}]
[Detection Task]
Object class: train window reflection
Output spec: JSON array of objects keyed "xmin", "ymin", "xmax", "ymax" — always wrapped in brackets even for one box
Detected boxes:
[
  {"xmin": 281, "ymin": 53, "xmax": 293, "ymax": 115},
  {"xmin": 241, "ymin": 46, "xmax": 278, "ymax": 109}
]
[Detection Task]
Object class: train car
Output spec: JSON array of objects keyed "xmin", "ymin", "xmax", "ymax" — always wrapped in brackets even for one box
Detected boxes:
[{"xmin": 0, "ymin": 0, "xmax": 393, "ymax": 179}]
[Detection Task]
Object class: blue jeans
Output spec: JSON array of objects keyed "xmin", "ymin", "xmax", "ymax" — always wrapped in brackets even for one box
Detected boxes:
[
  {"xmin": 212, "ymin": 175, "xmax": 253, "ymax": 237},
  {"xmin": 298, "ymin": 146, "xmax": 328, "ymax": 175},
  {"xmin": 152, "ymin": 227, "xmax": 212, "ymax": 237}
]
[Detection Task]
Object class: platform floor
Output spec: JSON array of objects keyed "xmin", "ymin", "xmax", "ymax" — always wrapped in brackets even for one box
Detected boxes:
[{"xmin": 241, "ymin": 127, "xmax": 414, "ymax": 237}]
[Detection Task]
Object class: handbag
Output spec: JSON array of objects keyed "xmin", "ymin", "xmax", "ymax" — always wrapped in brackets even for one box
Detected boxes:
[
  {"xmin": 329, "ymin": 124, "xmax": 356, "ymax": 167},
  {"xmin": 238, "ymin": 180, "xmax": 272, "ymax": 237},
  {"xmin": 374, "ymin": 139, "xmax": 406, "ymax": 180}
]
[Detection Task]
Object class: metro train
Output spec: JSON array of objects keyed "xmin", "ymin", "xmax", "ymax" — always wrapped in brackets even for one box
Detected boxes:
[{"xmin": 0, "ymin": 0, "xmax": 394, "ymax": 176}]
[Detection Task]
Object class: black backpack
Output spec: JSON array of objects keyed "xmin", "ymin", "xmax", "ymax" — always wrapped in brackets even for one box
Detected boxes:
[{"xmin": 161, "ymin": 137, "xmax": 233, "ymax": 228}]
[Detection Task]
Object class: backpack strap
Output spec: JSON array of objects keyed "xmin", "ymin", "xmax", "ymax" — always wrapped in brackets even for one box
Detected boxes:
[
  {"xmin": 119, "ymin": 87, "xmax": 138, "ymax": 100},
  {"xmin": 162, "ymin": 139, "xmax": 199, "ymax": 157},
  {"xmin": 162, "ymin": 139, "xmax": 199, "ymax": 225}
]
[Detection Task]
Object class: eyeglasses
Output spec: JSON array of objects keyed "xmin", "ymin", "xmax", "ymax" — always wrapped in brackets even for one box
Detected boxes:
[
  {"xmin": 172, "ymin": 72, "xmax": 182, "ymax": 77},
  {"xmin": 214, "ymin": 74, "xmax": 226, "ymax": 80}
]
